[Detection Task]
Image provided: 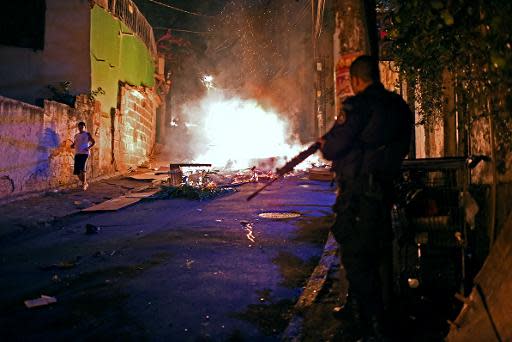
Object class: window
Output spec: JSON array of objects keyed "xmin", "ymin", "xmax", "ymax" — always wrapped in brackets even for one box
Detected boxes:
[{"xmin": 0, "ymin": 0, "xmax": 46, "ymax": 50}]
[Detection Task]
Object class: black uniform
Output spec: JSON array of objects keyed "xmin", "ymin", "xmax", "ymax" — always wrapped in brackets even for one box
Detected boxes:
[{"xmin": 321, "ymin": 82, "xmax": 413, "ymax": 332}]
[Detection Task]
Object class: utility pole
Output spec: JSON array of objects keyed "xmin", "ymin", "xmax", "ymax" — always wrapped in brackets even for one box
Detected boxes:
[
  {"xmin": 311, "ymin": 0, "xmax": 335, "ymax": 138},
  {"xmin": 332, "ymin": 0, "xmax": 377, "ymax": 121}
]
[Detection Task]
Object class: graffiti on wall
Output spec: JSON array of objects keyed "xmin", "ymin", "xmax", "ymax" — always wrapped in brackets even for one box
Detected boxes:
[{"xmin": 334, "ymin": 51, "xmax": 362, "ymax": 122}]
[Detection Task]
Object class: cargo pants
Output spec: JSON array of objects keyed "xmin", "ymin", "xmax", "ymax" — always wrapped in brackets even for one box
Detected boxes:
[{"xmin": 331, "ymin": 175, "xmax": 393, "ymax": 327}]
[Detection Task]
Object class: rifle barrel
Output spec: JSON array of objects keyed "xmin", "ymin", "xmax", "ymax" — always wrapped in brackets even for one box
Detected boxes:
[
  {"xmin": 246, "ymin": 177, "xmax": 278, "ymax": 201},
  {"xmin": 246, "ymin": 142, "xmax": 321, "ymax": 201}
]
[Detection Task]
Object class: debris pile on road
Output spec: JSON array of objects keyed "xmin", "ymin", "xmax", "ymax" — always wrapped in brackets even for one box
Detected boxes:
[
  {"xmin": 229, "ymin": 167, "xmax": 275, "ymax": 185},
  {"xmin": 166, "ymin": 165, "xmax": 276, "ymax": 187},
  {"xmin": 153, "ymin": 183, "xmax": 236, "ymax": 201},
  {"xmin": 149, "ymin": 155, "xmax": 329, "ymax": 202},
  {"xmin": 306, "ymin": 166, "xmax": 333, "ymax": 181}
]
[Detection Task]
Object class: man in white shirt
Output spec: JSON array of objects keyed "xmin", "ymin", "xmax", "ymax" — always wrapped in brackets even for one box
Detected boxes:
[{"xmin": 71, "ymin": 121, "xmax": 95, "ymax": 190}]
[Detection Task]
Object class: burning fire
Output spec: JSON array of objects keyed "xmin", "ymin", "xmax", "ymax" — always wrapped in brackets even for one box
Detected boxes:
[{"xmin": 181, "ymin": 90, "xmax": 314, "ymax": 170}]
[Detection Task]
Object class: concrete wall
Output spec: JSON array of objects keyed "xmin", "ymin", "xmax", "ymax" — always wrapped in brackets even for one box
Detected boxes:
[
  {"xmin": 0, "ymin": 0, "xmax": 91, "ymax": 105},
  {"xmin": 90, "ymin": 4, "xmax": 155, "ymax": 117},
  {"xmin": 0, "ymin": 90, "xmax": 158, "ymax": 201},
  {"xmin": 89, "ymin": 4, "xmax": 157, "ymax": 173},
  {"xmin": 0, "ymin": 95, "xmax": 101, "ymax": 201}
]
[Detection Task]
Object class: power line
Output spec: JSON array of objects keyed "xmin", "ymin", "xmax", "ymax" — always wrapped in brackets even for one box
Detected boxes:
[
  {"xmin": 154, "ymin": 27, "xmax": 214, "ymax": 35},
  {"xmin": 144, "ymin": 0, "xmax": 212, "ymax": 17}
]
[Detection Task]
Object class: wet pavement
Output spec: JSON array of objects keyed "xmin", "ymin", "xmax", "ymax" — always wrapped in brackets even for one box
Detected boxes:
[
  {"xmin": 0, "ymin": 172, "xmax": 456, "ymax": 341},
  {"xmin": 0, "ymin": 174, "xmax": 335, "ymax": 341}
]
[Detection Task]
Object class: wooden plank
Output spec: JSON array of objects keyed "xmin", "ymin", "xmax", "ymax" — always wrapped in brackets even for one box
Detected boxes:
[
  {"xmin": 307, "ymin": 167, "xmax": 333, "ymax": 181},
  {"xmin": 124, "ymin": 190, "xmax": 159, "ymax": 198},
  {"xmin": 82, "ymin": 190, "xmax": 159, "ymax": 212},
  {"xmin": 82, "ymin": 196, "xmax": 142, "ymax": 212},
  {"xmin": 128, "ymin": 173, "xmax": 169, "ymax": 181},
  {"xmin": 169, "ymin": 163, "xmax": 211, "ymax": 168}
]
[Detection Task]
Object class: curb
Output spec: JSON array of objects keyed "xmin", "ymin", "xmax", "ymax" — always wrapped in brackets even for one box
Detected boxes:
[{"xmin": 282, "ymin": 232, "xmax": 339, "ymax": 341}]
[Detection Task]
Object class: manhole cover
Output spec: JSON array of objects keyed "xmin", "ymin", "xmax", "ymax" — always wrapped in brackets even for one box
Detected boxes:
[{"xmin": 258, "ymin": 212, "xmax": 301, "ymax": 219}]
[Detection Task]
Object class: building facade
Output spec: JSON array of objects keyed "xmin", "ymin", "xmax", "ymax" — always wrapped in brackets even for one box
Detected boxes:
[{"xmin": 0, "ymin": 0, "xmax": 162, "ymax": 201}]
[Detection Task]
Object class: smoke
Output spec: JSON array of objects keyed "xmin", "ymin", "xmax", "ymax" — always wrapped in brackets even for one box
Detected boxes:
[
  {"xmin": 163, "ymin": 0, "xmax": 315, "ymax": 168},
  {"xmin": 206, "ymin": 0, "xmax": 314, "ymax": 135}
]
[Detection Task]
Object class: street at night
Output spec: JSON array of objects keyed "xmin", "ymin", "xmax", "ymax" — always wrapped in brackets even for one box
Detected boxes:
[
  {"xmin": 1, "ymin": 0, "xmax": 512, "ymax": 340},
  {"xmin": 0, "ymin": 176, "xmax": 334, "ymax": 340}
]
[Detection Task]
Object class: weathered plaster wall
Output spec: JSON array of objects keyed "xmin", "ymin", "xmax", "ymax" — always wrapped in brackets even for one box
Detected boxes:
[
  {"xmin": 90, "ymin": 5, "xmax": 155, "ymax": 116},
  {"xmin": 0, "ymin": 0, "xmax": 91, "ymax": 104},
  {"xmin": 0, "ymin": 95, "xmax": 102, "ymax": 201},
  {"xmin": 0, "ymin": 90, "xmax": 157, "ymax": 201},
  {"xmin": 0, "ymin": 97, "xmax": 45, "ymax": 196}
]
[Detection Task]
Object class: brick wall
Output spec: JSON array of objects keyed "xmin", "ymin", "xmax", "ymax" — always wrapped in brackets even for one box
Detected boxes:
[{"xmin": 117, "ymin": 86, "xmax": 157, "ymax": 169}]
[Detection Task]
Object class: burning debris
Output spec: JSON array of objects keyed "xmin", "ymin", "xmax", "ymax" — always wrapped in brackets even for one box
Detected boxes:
[
  {"xmin": 151, "ymin": 139, "xmax": 328, "ymax": 202},
  {"xmin": 150, "ymin": 164, "xmax": 278, "ymax": 201},
  {"xmin": 154, "ymin": 184, "xmax": 236, "ymax": 201}
]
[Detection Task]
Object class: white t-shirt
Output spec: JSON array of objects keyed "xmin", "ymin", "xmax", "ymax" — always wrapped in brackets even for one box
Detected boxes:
[{"xmin": 74, "ymin": 131, "xmax": 92, "ymax": 155}]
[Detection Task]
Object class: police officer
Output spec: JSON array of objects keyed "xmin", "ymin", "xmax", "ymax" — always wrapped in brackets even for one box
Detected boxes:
[{"xmin": 319, "ymin": 55, "xmax": 413, "ymax": 339}]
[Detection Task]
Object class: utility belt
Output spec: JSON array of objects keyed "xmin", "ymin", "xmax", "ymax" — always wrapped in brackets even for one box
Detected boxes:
[{"xmin": 333, "ymin": 173, "xmax": 394, "ymax": 220}]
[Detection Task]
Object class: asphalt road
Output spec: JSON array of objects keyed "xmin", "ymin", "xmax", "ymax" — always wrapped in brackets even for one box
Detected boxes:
[{"xmin": 0, "ymin": 176, "xmax": 335, "ymax": 341}]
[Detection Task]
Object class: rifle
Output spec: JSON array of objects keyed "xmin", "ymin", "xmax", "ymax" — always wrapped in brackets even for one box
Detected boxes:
[{"xmin": 246, "ymin": 142, "xmax": 321, "ymax": 201}]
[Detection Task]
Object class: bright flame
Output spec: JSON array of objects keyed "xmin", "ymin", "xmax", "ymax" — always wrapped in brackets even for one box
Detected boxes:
[{"xmin": 180, "ymin": 91, "xmax": 316, "ymax": 170}]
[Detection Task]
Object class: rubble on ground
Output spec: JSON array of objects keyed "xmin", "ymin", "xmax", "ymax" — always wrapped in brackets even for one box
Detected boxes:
[{"xmin": 153, "ymin": 184, "xmax": 236, "ymax": 201}]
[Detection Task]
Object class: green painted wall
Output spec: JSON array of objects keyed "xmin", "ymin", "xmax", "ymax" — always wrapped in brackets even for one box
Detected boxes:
[{"xmin": 90, "ymin": 5, "xmax": 155, "ymax": 113}]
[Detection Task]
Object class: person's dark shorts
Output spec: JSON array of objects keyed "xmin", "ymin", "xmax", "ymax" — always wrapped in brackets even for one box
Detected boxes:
[{"xmin": 73, "ymin": 154, "xmax": 89, "ymax": 175}]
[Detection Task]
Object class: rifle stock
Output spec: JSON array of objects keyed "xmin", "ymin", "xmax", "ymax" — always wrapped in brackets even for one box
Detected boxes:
[{"xmin": 246, "ymin": 142, "xmax": 321, "ymax": 201}]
